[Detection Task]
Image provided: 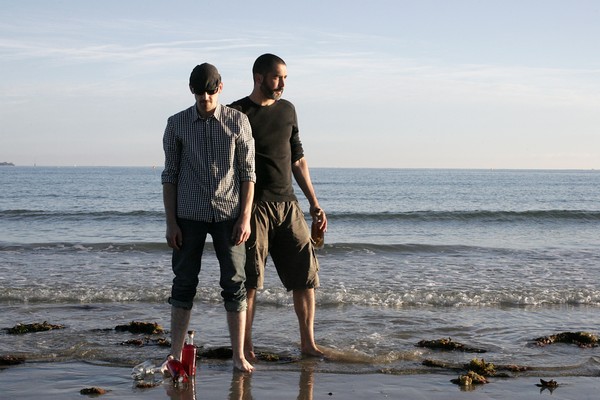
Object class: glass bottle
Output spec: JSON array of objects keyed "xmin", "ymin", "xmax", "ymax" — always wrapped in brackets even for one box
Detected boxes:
[
  {"xmin": 181, "ymin": 330, "xmax": 197, "ymax": 377},
  {"xmin": 311, "ymin": 208, "xmax": 325, "ymax": 249},
  {"xmin": 131, "ymin": 360, "xmax": 158, "ymax": 380},
  {"xmin": 163, "ymin": 355, "xmax": 189, "ymax": 383}
]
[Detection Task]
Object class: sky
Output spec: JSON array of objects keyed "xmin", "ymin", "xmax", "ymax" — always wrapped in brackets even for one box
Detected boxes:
[{"xmin": 1, "ymin": 0, "xmax": 599, "ymax": 169}]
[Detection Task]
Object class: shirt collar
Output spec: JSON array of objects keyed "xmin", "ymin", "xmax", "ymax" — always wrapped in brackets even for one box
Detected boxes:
[{"xmin": 194, "ymin": 103, "xmax": 222, "ymax": 121}]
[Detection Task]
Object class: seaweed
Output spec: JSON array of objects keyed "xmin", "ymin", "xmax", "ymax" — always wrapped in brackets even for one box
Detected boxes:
[
  {"xmin": 135, "ymin": 381, "xmax": 161, "ymax": 389},
  {"xmin": 0, "ymin": 355, "xmax": 25, "ymax": 366},
  {"xmin": 114, "ymin": 321, "xmax": 164, "ymax": 335},
  {"xmin": 198, "ymin": 346, "xmax": 233, "ymax": 359},
  {"xmin": 467, "ymin": 358, "xmax": 496, "ymax": 376},
  {"xmin": 80, "ymin": 387, "xmax": 107, "ymax": 395},
  {"xmin": 451, "ymin": 370, "xmax": 489, "ymax": 386},
  {"xmin": 198, "ymin": 346, "xmax": 298, "ymax": 363},
  {"xmin": 416, "ymin": 338, "xmax": 487, "ymax": 353},
  {"xmin": 534, "ymin": 331, "xmax": 598, "ymax": 348},
  {"xmin": 120, "ymin": 337, "xmax": 170, "ymax": 347},
  {"xmin": 6, "ymin": 321, "xmax": 64, "ymax": 334},
  {"xmin": 536, "ymin": 378, "xmax": 560, "ymax": 393}
]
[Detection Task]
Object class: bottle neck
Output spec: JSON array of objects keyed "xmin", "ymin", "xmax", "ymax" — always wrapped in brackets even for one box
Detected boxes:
[{"xmin": 185, "ymin": 332, "xmax": 195, "ymax": 345}]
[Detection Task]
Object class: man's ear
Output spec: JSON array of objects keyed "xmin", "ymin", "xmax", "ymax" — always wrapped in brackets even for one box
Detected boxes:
[{"xmin": 189, "ymin": 84, "xmax": 195, "ymax": 94}]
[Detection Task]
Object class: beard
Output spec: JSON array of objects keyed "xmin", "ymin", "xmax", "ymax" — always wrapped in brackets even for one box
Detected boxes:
[{"xmin": 260, "ymin": 81, "xmax": 283, "ymax": 100}]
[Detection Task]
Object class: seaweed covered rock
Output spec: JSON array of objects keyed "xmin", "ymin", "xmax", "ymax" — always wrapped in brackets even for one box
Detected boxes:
[
  {"xmin": 417, "ymin": 338, "xmax": 487, "ymax": 353},
  {"xmin": 6, "ymin": 321, "xmax": 64, "ymax": 334},
  {"xmin": 0, "ymin": 355, "xmax": 25, "ymax": 366},
  {"xmin": 467, "ymin": 358, "xmax": 496, "ymax": 376},
  {"xmin": 536, "ymin": 378, "xmax": 559, "ymax": 389},
  {"xmin": 120, "ymin": 337, "xmax": 170, "ymax": 347},
  {"xmin": 114, "ymin": 321, "xmax": 164, "ymax": 335},
  {"xmin": 497, "ymin": 363, "xmax": 530, "ymax": 373},
  {"xmin": 422, "ymin": 359, "xmax": 460, "ymax": 371},
  {"xmin": 424, "ymin": 357, "xmax": 529, "ymax": 377},
  {"xmin": 80, "ymin": 387, "xmax": 107, "ymax": 395},
  {"xmin": 451, "ymin": 371, "xmax": 489, "ymax": 386},
  {"xmin": 534, "ymin": 331, "xmax": 598, "ymax": 348},
  {"xmin": 198, "ymin": 347, "xmax": 298, "ymax": 363},
  {"xmin": 256, "ymin": 351, "xmax": 299, "ymax": 363},
  {"xmin": 135, "ymin": 381, "xmax": 161, "ymax": 389},
  {"xmin": 199, "ymin": 346, "xmax": 233, "ymax": 359}
]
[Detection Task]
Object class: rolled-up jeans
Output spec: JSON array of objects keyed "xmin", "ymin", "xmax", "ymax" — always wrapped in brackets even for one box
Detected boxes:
[{"xmin": 168, "ymin": 218, "xmax": 247, "ymax": 312}]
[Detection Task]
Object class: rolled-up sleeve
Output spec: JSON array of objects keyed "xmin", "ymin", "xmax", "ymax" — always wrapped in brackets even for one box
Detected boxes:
[{"xmin": 161, "ymin": 117, "xmax": 180, "ymax": 185}]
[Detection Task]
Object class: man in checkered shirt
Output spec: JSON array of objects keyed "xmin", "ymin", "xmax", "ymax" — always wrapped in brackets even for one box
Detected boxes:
[{"xmin": 161, "ymin": 63, "xmax": 256, "ymax": 373}]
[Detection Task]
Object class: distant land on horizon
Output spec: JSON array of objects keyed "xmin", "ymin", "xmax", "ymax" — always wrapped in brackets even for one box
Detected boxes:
[{"xmin": 0, "ymin": 162, "xmax": 15, "ymax": 166}]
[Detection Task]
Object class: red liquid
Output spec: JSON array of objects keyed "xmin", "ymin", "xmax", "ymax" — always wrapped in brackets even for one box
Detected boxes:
[
  {"xmin": 181, "ymin": 343, "xmax": 197, "ymax": 376},
  {"xmin": 166, "ymin": 358, "xmax": 189, "ymax": 383}
]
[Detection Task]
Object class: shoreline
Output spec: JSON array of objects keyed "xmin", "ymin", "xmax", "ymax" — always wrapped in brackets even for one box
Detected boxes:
[{"xmin": 1, "ymin": 360, "xmax": 598, "ymax": 400}]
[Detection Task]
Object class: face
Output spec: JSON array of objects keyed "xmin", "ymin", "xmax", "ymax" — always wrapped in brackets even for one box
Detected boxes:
[
  {"xmin": 258, "ymin": 63, "xmax": 287, "ymax": 101},
  {"xmin": 191, "ymin": 83, "xmax": 222, "ymax": 117}
]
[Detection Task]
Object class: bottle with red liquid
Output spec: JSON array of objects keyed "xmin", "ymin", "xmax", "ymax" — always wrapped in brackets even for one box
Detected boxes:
[
  {"xmin": 311, "ymin": 208, "xmax": 325, "ymax": 249},
  {"xmin": 181, "ymin": 330, "xmax": 197, "ymax": 377},
  {"xmin": 163, "ymin": 355, "xmax": 188, "ymax": 383}
]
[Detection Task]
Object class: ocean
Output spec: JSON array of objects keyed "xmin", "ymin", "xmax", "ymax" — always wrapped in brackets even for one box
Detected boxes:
[{"xmin": 1, "ymin": 167, "xmax": 599, "ymax": 382}]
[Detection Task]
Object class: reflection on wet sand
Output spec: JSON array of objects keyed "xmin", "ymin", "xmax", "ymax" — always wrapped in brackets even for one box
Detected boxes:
[
  {"xmin": 228, "ymin": 365, "xmax": 316, "ymax": 400},
  {"xmin": 165, "ymin": 377, "xmax": 196, "ymax": 400},
  {"xmin": 164, "ymin": 346, "xmax": 376, "ymax": 400}
]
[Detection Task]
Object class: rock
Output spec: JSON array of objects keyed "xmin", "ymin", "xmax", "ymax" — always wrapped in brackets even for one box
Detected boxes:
[
  {"xmin": 466, "ymin": 358, "xmax": 496, "ymax": 376},
  {"xmin": 114, "ymin": 321, "xmax": 164, "ymax": 334},
  {"xmin": 135, "ymin": 381, "xmax": 161, "ymax": 389},
  {"xmin": 198, "ymin": 347, "xmax": 298, "ymax": 363},
  {"xmin": 6, "ymin": 321, "xmax": 64, "ymax": 334},
  {"xmin": 536, "ymin": 378, "xmax": 560, "ymax": 393},
  {"xmin": 0, "ymin": 355, "xmax": 25, "ymax": 366},
  {"xmin": 417, "ymin": 338, "xmax": 487, "ymax": 353},
  {"xmin": 451, "ymin": 371, "xmax": 489, "ymax": 386},
  {"xmin": 536, "ymin": 378, "xmax": 559, "ymax": 388},
  {"xmin": 199, "ymin": 346, "xmax": 233, "ymax": 359},
  {"xmin": 80, "ymin": 387, "xmax": 107, "ymax": 395},
  {"xmin": 534, "ymin": 331, "xmax": 598, "ymax": 348},
  {"xmin": 120, "ymin": 337, "xmax": 170, "ymax": 347}
]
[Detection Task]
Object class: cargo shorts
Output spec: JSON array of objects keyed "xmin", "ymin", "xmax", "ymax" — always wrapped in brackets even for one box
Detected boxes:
[{"xmin": 245, "ymin": 201, "xmax": 319, "ymax": 291}]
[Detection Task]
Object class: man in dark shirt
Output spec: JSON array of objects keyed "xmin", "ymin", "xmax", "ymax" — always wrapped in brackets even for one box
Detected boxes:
[
  {"xmin": 162, "ymin": 63, "xmax": 255, "ymax": 372},
  {"xmin": 230, "ymin": 54, "xmax": 327, "ymax": 360}
]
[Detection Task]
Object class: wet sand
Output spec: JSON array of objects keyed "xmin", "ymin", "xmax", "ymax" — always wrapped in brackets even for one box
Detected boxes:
[{"xmin": 0, "ymin": 360, "xmax": 597, "ymax": 399}]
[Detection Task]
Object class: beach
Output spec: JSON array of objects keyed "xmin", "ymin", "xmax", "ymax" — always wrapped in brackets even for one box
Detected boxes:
[
  {"xmin": 1, "ymin": 167, "xmax": 599, "ymax": 398},
  {"xmin": 2, "ymin": 359, "xmax": 599, "ymax": 399}
]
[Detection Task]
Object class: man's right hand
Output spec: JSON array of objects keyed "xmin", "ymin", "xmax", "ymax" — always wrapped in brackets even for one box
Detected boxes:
[{"xmin": 165, "ymin": 223, "xmax": 183, "ymax": 250}]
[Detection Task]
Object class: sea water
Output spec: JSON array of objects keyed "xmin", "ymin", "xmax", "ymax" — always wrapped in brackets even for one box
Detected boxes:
[{"xmin": 1, "ymin": 167, "xmax": 599, "ymax": 377}]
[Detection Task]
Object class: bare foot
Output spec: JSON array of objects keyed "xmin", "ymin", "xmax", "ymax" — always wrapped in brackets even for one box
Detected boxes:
[
  {"xmin": 301, "ymin": 344, "xmax": 325, "ymax": 358},
  {"xmin": 245, "ymin": 349, "xmax": 257, "ymax": 363},
  {"xmin": 233, "ymin": 357, "xmax": 255, "ymax": 373}
]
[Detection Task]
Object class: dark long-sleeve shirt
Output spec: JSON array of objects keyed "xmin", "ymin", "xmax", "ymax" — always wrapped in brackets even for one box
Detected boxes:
[{"xmin": 229, "ymin": 97, "xmax": 304, "ymax": 202}]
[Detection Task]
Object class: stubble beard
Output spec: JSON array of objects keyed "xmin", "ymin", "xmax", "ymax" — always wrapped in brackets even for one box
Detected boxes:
[{"xmin": 261, "ymin": 82, "xmax": 283, "ymax": 101}]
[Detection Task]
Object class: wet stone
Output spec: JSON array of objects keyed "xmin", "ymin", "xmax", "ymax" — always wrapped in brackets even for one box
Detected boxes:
[
  {"xmin": 5, "ymin": 321, "xmax": 64, "ymax": 334},
  {"xmin": 114, "ymin": 321, "xmax": 164, "ymax": 335},
  {"xmin": 416, "ymin": 338, "xmax": 487, "ymax": 353}
]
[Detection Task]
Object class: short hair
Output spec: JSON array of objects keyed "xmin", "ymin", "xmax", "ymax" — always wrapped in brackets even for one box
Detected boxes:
[{"xmin": 252, "ymin": 53, "xmax": 286, "ymax": 76}]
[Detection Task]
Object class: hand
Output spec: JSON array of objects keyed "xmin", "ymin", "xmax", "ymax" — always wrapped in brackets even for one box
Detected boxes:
[
  {"xmin": 231, "ymin": 217, "xmax": 251, "ymax": 246},
  {"xmin": 310, "ymin": 206, "xmax": 327, "ymax": 232},
  {"xmin": 165, "ymin": 222, "xmax": 183, "ymax": 250}
]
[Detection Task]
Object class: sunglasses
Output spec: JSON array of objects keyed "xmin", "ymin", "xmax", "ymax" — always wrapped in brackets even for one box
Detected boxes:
[{"xmin": 194, "ymin": 88, "xmax": 219, "ymax": 95}]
